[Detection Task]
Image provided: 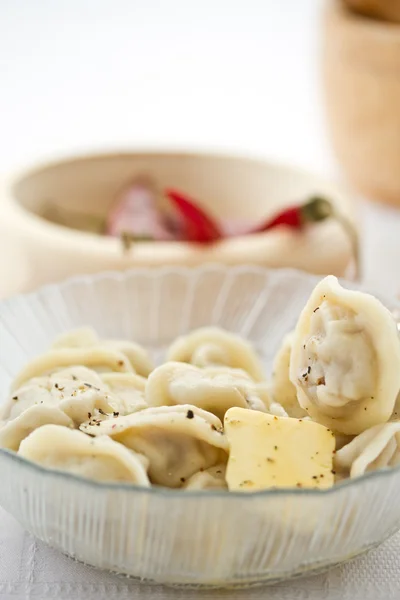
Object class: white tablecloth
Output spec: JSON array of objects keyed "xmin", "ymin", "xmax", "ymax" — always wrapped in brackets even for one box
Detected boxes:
[{"xmin": 0, "ymin": 505, "xmax": 399, "ymax": 600}]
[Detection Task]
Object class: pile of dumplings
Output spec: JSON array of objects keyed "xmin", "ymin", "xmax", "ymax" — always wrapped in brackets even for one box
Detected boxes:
[{"xmin": 1, "ymin": 275, "xmax": 400, "ymax": 492}]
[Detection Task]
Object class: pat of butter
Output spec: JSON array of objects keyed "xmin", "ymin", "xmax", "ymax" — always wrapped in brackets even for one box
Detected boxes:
[{"xmin": 224, "ymin": 407, "xmax": 335, "ymax": 491}]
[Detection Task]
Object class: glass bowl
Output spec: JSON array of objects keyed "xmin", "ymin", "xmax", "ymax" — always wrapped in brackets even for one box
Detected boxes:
[{"xmin": 0, "ymin": 265, "xmax": 399, "ymax": 589}]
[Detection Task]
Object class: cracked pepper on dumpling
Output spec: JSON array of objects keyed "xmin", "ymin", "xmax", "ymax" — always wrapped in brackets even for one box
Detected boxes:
[
  {"xmin": 11, "ymin": 347, "xmax": 133, "ymax": 391},
  {"xmin": 289, "ymin": 276, "xmax": 400, "ymax": 435},
  {"xmin": 271, "ymin": 332, "xmax": 306, "ymax": 418},
  {"xmin": 145, "ymin": 362, "xmax": 268, "ymax": 420},
  {"xmin": 0, "ymin": 366, "xmax": 132, "ymax": 451},
  {"xmin": 80, "ymin": 404, "xmax": 228, "ymax": 488}
]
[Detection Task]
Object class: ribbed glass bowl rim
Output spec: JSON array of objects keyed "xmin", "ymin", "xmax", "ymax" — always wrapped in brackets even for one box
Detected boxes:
[{"xmin": 1, "ymin": 264, "xmax": 399, "ymax": 500}]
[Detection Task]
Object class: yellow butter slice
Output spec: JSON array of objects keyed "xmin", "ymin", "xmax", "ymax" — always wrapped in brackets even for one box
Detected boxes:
[{"xmin": 224, "ymin": 407, "xmax": 335, "ymax": 491}]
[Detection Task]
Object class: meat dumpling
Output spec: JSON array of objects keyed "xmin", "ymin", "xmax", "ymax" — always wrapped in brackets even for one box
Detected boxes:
[
  {"xmin": 18, "ymin": 424, "xmax": 150, "ymax": 485},
  {"xmin": 80, "ymin": 404, "xmax": 228, "ymax": 488},
  {"xmin": 166, "ymin": 327, "xmax": 265, "ymax": 382},
  {"xmin": 182, "ymin": 464, "xmax": 227, "ymax": 491},
  {"xmin": 0, "ymin": 406, "xmax": 73, "ymax": 451},
  {"xmin": 100, "ymin": 372, "xmax": 148, "ymax": 414},
  {"xmin": 53, "ymin": 327, "xmax": 154, "ymax": 376},
  {"xmin": 335, "ymin": 421, "xmax": 400, "ymax": 478},
  {"xmin": 145, "ymin": 362, "xmax": 267, "ymax": 420},
  {"xmin": 271, "ymin": 332, "xmax": 306, "ymax": 418},
  {"xmin": 11, "ymin": 346, "xmax": 133, "ymax": 391},
  {"xmin": 2, "ymin": 366, "xmax": 107, "ymax": 422},
  {"xmin": 289, "ymin": 276, "xmax": 400, "ymax": 435}
]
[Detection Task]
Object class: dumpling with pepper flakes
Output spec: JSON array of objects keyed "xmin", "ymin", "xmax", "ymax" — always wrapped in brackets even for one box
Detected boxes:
[
  {"xmin": 18, "ymin": 425, "xmax": 151, "ymax": 486},
  {"xmin": 271, "ymin": 332, "xmax": 306, "ymax": 418},
  {"xmin": 145, "ymin": 362, "xmax": 268, "ymax": 421},
  {"xmin": 182, "ymin": 464, "xmax": 228, "ymax": 491},
  {"xmin": 0, "ymin": 369, "xmax": 128, "ymax": 451},
  {"xmin": 166, "ymin": 327, "xmax": 266, "ymax": 382},
  {"xmin": 11, "ymin": 347, "xmax": 133, "ymax": 392},
  {"xmin": 1, "ymin": 366, "xmax": 107, "ymax": 422},
  {"xmin": 80, "ymin": 404, "xmax": 229, "ymax": 488},
  {"xmin": 289, "ymin": 276, "xmax": 400, "ymax": 435}
]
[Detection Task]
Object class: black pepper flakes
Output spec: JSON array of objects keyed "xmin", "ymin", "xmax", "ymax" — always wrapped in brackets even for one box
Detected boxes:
[
  {"xmin": 88, "ymin": 412, "xmax": 92, "ymax": 419},
  {"xmin": 211, "ymin": 424, "xmax": 217, "ymax": 431},
  {"xmin": 266, "ymin": 457, "xmax": 275, "ymax": 463},
  {"xmin": 98, "ymin": 408, "xmax": 107, "ymax": 415},
  {"xmin": 239, "ymin": 480, "xmax": 253, "ymax": 487},
  {"xmin": 113, "ymin": 411, "xmax": 119, "ymax": 417},
  {"xmin": 274, "ymin": 445, "xmax": 278, "ymax": 450},
  {"xmin": 180, "ymin": 477, "xmax": 186, "ymax": 483},
  {"xmin": 117, "ymin": 360, "xmax": 124, "ymax": 367},
  {"xmin": 312, "ymin": 475, "xmax": 318, "ymax": 480},
  {"xmin": 313, "ymin": 307, "xmax": 320, "ymax": 313},
  {"xmin": 12, "ymin": 396, "xmax": 18, "ymax": 401},
  {"xmin": 186, "ymin": 410, "xmax": 194, "ymax": 419},
  {"xmin": 331, "ymin": 470, "xmax": 336, "ymax": 475},
  {"xmin": 307, "ymin": 366, "xmax": 311, "ymax": 374}
]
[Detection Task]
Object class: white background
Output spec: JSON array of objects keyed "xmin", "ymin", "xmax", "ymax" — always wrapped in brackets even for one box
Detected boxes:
[{"xmin": 0, "ymin": 0, "xmax": 332, "ymax": 173}]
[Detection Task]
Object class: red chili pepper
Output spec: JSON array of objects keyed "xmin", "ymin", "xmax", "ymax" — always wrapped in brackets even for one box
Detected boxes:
[
  {"xmin": 165, "ymin": 189, "xmax": 223, "ymax": 243},
  {"xmin": 249, "ymin": 197, "xmax": 333, "ymax": 234}
]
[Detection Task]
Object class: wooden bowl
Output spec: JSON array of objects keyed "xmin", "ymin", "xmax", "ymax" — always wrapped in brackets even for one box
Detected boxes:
[
  {"xmin": 343, "ymin": 0, "xmax": 400, "ymax": 23},
  {"xmin": 0, "ymin": 151, "xmax": 355, "ymax": 297},
  {"xmin": 322, "ymin": 1, "xmax": 400, "ymax": 205}
]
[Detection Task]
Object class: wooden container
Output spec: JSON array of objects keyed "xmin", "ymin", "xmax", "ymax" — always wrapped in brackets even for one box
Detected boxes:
[
  {"xmin": 0, "ymin": 151, "xmax": 355, "ymax": 297},
  {"xmin": 344, "ymin": 0, "xmax": 400, "ymax": 23},
  {"xmin": 322, "ymin": 1, "xmax": 400, "ymax": 205}
]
